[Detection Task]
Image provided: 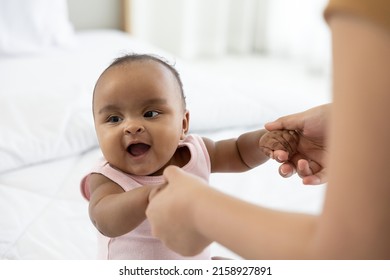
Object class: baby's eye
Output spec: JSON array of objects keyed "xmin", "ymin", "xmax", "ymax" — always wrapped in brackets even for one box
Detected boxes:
[
  {"xmin": 107, "ymin": 115, "xmax": 122, "ymax": 123},
  {"xmin": 144, "ymin": 111, "xmax": 159, "ymax": 118}
]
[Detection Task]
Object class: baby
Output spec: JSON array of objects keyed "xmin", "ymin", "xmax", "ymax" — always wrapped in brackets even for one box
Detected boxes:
[{"xmin": 80, "ymin": 54, "xmax": 298, "ymax": 259}]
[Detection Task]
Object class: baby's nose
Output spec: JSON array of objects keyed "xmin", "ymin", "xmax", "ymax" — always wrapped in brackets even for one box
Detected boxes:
[{"xmin": 124, "ymin": 122, "xmax": 145, "ymax": 135}]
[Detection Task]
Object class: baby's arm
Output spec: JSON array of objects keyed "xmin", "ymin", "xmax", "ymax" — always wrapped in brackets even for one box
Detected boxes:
[
  {"xmin": 88, "ymin": 173, "xmax": 155, "ymax": 237},
  {"xmin": 202, "ymin": 129, "xmax": 270, "ymax": 173}
]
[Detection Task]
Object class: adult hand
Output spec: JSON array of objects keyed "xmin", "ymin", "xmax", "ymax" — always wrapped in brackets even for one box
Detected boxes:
[
  {"xmin": 264, "ymin": 104, "xmax": 330, "ymax": 185},
  {"xmin": 146, "ymin": 166, "xmax": 212, "ymax": 256}
]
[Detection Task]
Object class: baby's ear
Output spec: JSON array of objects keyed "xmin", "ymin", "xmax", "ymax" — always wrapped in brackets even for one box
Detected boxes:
[{"xmin": 181, "ymin": 110, "xmax": 190, "ymax": 139}]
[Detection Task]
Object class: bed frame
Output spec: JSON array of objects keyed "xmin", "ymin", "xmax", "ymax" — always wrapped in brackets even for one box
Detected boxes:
[
  {"xmin": 122, "ymin": 0, "xmax": 132, "ymax": 32},
  {"xmin": 67, "ymin": 0, "xmax": 132, "ymax": 32}
]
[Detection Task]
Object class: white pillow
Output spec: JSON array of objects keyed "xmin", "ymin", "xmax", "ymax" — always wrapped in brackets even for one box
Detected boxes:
[{"xmin": 0, "ymin": 0, "xmax": 75, "ymax": 55}]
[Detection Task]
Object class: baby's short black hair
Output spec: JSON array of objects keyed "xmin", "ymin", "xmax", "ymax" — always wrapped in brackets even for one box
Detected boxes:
[{"xmin": 104, "ymin": 53, "xmax": 186, "ymax": 108}]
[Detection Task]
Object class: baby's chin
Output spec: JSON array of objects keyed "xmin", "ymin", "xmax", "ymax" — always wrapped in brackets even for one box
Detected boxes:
[
  {"xmin": 118, "ymin": 164, "xmax": 167, "ymax": 177},
  {"xmin": 106, "ymin": 156, "xmax": 166, "ymax": 176}
]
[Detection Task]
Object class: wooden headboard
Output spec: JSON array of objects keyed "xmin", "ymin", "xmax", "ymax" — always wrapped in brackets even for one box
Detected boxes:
[{"xmin": 67, "ymin": 0, "xmax": 132, "ymax": 32}]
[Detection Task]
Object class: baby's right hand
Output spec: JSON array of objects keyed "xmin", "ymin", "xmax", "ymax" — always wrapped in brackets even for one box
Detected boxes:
[{"xmin": 259, "ymin": 130, "xmax": 299, "ymax": 162}]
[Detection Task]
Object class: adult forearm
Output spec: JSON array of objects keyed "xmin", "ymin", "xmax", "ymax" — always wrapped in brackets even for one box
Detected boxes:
[{"xmin": 192, "ymin": 187, "xmax": 318, "ymax": 259}]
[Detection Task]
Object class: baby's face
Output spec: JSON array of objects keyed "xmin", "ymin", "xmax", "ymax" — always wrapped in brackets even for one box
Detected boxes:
[{"xmin": 93, "ymin": 60, "xmax": 189, "ymax": 176}]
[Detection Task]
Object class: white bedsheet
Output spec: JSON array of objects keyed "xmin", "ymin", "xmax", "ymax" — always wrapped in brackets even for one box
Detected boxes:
[{"xmin": 0, "ymin": 30, "xmax": 329, "ymax": 259}]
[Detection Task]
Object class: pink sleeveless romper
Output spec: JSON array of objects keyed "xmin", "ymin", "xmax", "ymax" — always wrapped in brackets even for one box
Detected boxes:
[{"xmin": 80, "ymin": 134, "xmax": 211, "ymax": 259}]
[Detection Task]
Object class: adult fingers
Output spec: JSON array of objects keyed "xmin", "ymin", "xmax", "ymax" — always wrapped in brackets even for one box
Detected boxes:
[
  {"xmin": 148, "ymin": 166, "xmax": 182, "ymax": 202},
  {"xmin": 148, "ymin": 183, "xmax": 166, "ymax": 202},
  {"xmin": 302, "ymin": 169, "xmax": 327, "ymax": 185},
  {"xmin": 278, "ymin": 162, "xmax": 296, "ymax": 178},
  {"xmin": 163, "ymin": 165, "xmax": 182, "ymax": 180},
  {"xmin": 265, "ymin": 112, "xmax": 305, "ymax": 132}
]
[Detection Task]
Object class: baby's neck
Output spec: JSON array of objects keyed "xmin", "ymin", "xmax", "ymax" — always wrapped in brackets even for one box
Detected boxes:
[{"xmin": 149, "ymin": 146, "xmax": 190, "ymax": 176}]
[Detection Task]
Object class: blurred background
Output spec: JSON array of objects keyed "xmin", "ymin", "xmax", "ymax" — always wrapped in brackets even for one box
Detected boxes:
[{"xmin": 68, "ymin": 0, "xmax": 331, "ymax": 74}]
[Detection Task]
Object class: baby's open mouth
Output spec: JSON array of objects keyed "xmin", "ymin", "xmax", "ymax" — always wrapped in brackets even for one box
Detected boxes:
[{"xmin": 127, "ymin": 143, "xmax": 151, "ymax": 157}]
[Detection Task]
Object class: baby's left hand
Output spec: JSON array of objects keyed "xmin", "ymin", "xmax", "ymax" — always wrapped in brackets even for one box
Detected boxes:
[{"xmin": 259, "ymin": 130, "xmax": 299, "ymax": 162}]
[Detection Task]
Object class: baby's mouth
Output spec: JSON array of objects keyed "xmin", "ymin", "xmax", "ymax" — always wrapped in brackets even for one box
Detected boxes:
[{"xmin": 127, "ymin": 143, "xmax": 151, "ymax": 157}]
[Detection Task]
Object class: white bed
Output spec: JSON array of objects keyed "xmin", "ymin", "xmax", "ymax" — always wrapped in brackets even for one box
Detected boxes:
[{"xmin": 0, "ymin": 0, "xmax": 330, "ymax": 260}]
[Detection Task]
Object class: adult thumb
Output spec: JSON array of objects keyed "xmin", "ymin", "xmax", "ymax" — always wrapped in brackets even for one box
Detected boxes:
[
  {"xmin": 163, "ymin": 165, "xmax": 183, "ymax": 181},
  {"xmin": 265, "ymin": 112, "xmax": 304, "ymax": 131},
  {"xmin": 148, "ymin": 166, "xmax": 182, "ymax": 202}
]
